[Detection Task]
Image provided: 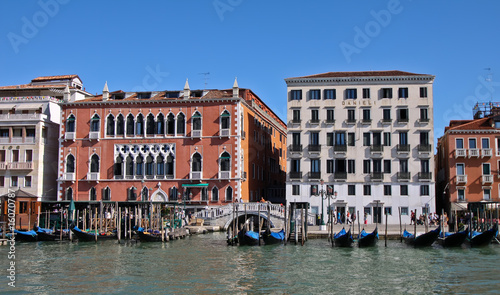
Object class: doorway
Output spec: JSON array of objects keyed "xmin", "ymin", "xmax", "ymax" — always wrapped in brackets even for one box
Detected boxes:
[{"xmin": 373, "ymin": 206, "xmax": 382, "ymax": 224}]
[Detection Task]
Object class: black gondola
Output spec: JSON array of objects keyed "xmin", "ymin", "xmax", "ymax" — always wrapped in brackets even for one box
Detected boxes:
[
  {"xmin": 262, "ymin": 229, "xmax": 285, "ymax": 245},
  {"xmin": 358, "ymin": 227, "xmax": 378, "ymax": 247},
  {"xmin": 136, "ymin": 227, "xmax": 164, "ymax": 242},
  {"xmin": 437, "ymin": 228, "xmax": 468, "ymax": 247},
  {"xmin": 403, "ymin": 226, "xmax": 440, "ymax": 247},
  {"xmin": 237, "ymin": 228, "xmax": 260, "ymax": 246},
  {"xmin": 333, "ymin": 228, "xmax": 354, "ymax": 247},
  {"xmin": 468, "ymin": 224, "xmax": 498, "ymax": 247},
  {"xmin": 34, "ymin": 226, "xmax": 59, "ymax": 241},
  {"xmin": 71, "ymin": 225, "xmax": 116, "ymax": 242},
  {"xmin": 12, "ymin": 229, "xmax": 38, "ymax": 242}
]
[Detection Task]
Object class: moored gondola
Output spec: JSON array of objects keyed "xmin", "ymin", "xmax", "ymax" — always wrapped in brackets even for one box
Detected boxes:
[
  {"xmin": 12, "ymin": 229, "xmax": 38, "ymax": 242},
  {"xmin": 262, "ymin": 229, "xmax": 285, "ymax": 245},
  {"xmin": 403, "ymin": 226, "xmax": 440, "ymax": 247},
  {"xmin": 237, "ymin": 227, "xmax": 260, "ymax": 246},
  {"xmin": 71, "ymin": 225, "xmax": 116, "ymax": 242},
  {"xmin": 468, "ymin": 224, "xmax": 498, "ymax": 247},
  {"xmin": 358, "ymin": 227, "xmax": 378, "ymax": 247},
  {"xmin": 334, "ymin": 228, "xmax": 354, "ymax": 247},
  {"xmin": 136, "ymin": 227, "xmax": 164, "ymax": 242},
  {"xmin": 34, "ymin": 226, "xmax": 59, "ymax": 241},
  {"xmin": 437, "ymin": 228, "xmax": 468, "ymax": 247}
]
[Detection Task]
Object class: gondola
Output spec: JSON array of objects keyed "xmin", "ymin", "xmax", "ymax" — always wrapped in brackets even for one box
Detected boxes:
[
  {"xmin": 237, "ymin": 227, "xmax": 260, "ymax": 246},
  {"xmin": 262, "ymin": 229, "xmax": 285, "ymax": 245},
  {"xmin": 468, "ymin": 224, "xmax": 498, "ymax": 247},
  {"xmin": 436, "ymin": 228, "xmax": 468, "ymax": 247},
  {"xmin": 333, "ymin": 228, "xmax": 354, "ymax": 247},
  {"xmin": 71, "ymin": 225, "xmax": 116, "ymax": 242},
  {"xmin": 12, "ymin": 229, "xmax": 38, "ymax": 242},
  {"xmin": 34, "ymin": 226, "xmax": 59, "ymax": 241},
  {"xmin": 358, "ymin": 227, "xmax": 378, "ymax": 247},
  {"xmin": 403, "ymin": 226, "xmax": 440, "ymax": 247},
  {"xmin": 136, "ymin": 227, "xmax": 164, "ymax": 242}
]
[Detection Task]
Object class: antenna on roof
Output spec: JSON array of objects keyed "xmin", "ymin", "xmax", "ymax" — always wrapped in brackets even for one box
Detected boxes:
[{"xmin": 199, "ymin": 72, "xmax": 210, "ymax": 90}]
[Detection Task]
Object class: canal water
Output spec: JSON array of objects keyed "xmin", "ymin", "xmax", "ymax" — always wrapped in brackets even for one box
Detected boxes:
[{"xmin": 1, "ymin": 233, "xmax": 499, "ymax": 294}]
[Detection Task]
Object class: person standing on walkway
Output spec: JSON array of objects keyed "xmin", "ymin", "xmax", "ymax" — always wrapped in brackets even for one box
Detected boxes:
[{"xmin": 410, "ymin": 210, "xmax": 415, "ymax": 225}]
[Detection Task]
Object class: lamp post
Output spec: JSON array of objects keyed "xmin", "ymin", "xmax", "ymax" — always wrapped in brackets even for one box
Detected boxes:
[{"xmin": 317, "ymin": 179, "xmax": 336, "ymax": 231}]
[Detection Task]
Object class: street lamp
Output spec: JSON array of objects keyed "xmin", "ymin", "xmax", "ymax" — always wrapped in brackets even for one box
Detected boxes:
[{"xmin": 317, "ymin": 179, "xmax": 336, "ymax": 231}]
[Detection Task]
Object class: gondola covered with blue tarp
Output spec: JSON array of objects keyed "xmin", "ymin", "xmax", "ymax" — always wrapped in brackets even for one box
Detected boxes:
[
  {"xmin": 334, "ymin": 228, "xmax": 354, "ymax": 247},
  {"xmin": 263, "ymin": 229, "xmax": 285, "ymax": 245},
  {"xmin": 358, "ymin": 227, "xmax": 378, "ymax": 247},
  {"xmin": 13, "ymin": 229, "xmax": 37, "ymax": 242},
  {"xmin": 403, "ymin": 226, "xmax": 440, "ymax": 247},
  {"xmin": 437, "ymin": 228, "xmax": 468, "ymax": 247},
  {"xmin": 468, "ymin": 224, "xmax": 498, "ymax": 247},
  {"xmin": 238, "ymin": 228, "xmax": 260, "ymax": 246}
]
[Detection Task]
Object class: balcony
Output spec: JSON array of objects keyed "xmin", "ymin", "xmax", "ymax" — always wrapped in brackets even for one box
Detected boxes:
[
  {"xmin": 381, "ymin": 118, "xmax": 392, "ymax": 125},
  {"xmin": 455, "ymin": 149, "xmax": 466, "ymax": 158},
  {"xmin": 0, "ymin": 113, "xmax": 44, "ymax": 121},
  {"xmin": 418, "ymin": 172, "xmax": 432, "ymax": 181},
  {"xmin": 308, "ymin": 144, "xmax": 321, "ymax": 153},
  {"xmin": 482, "ymin": 174, "xmax": 493, "ymax": 185},
  {"xmin": 397, "ymin": 118, "xmax": 409, "ymax": 124},
  {"xmin": 482, "ymin": 148, "xmax": 492, "ymax": 158},
  {"xmin": 325, "ymin": 119, "xmax": 335, "ymax": 124},
  {"xmin": 371, "ymin": 172, "xmax": 384, "ymax": 181},
  {"xmin": 24, "ymin": 137, "xmax": 35, "ymax": 144},
  {"xmin": 191, "ymin": 130, "xmax": 202, "ymax": 138},
  {"xmin": 166, "ymin": 174, "xmax": 174, "ymax": 180},
  {"xmin": 220, "ymin": 128, "xmax": 230, "ymax": 137},
  {"xmin": 397, "ymin": 144, "xmax": 410, "ymax": 157},
  {"xmin": 468, "ymin": 148, "xmax": 479, "ymax": 158},
  {"xmin": 345, "ymin": 119, "xmax": 356, "ymax": 125},
  {"xmin": 290, "ymin": 144, "xmax": 303, "ymax": 153},
  {"xmin": 65, "ymin": 132, "xmax": 76, "ymax": 141},
  {"xmin": 0, "ymin": 163, "xmax": 6, "ymax": 169},
  {"xmin": 86, "ymin": 172, "xmax": 99, "ymax": 181},
  {"xmin": 62, "ymin": 173, "xmax": 76, "ymax": 181},
  {"xmin": 289, "ymin": 119, "xmax": 301, "ymax": 127},
  {"xmin": 8, "ymin": 162, "xmax": 33, "ymax": 170},
  {"xmin": 418, "ymin": 144, "xmax": 432, "ymax": 158},
  {"xmin": 11, "ymin": 137, "xmax": 23, "ymax": 144},
  {"xmin": 418, "ymin": 118, "xmax": 430, "ymax": 124},
  {"xmin": 308, "ymin": 172, "xmax": 321, "ymax": 180},
  {"xmin": 289, "ymin": 171, "xmax": 302, "ymax": 179},
  {"xmin": 361, "ymin": 119, "xmax": 372, "ymax": 125},
  {"xmin": 397, "ymin": 172, "xmax": 411, "ymax": 181},
  {"xmin": 309, "ymin": 119, "xmax": 320, "ymax": 125},
  {"xmin": 370, "ymin": 145, "xmax": 383, "ymax": 154},
  {"xmin": 456, "ymin": 174, "xmax": 467, "ymax": 184},
  {"xmin": 190, "ymin": 171, "xmax": 202, "ymax": 179},
  {"xmin": 219, "ymin": 171, "xmax": 231, "ymax": 179},
  {"xmin": 333, "ymin": 145, "xmax": 347, "ymax": 153},
  {"xmin": 333, "ymin": 172, "xmax": 347, "ymax": 181},
  {"xmin": 89, "ymin": 131, "xmax": 100, "ymax": 140}
]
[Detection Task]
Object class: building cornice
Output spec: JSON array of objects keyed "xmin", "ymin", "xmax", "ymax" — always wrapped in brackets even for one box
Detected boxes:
[{"xmin": 285, "ymin": 75, "xmax": 435, "ymax": 86}]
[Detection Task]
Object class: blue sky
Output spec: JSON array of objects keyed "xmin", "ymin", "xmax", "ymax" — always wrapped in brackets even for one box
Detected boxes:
[{"xmin": 1, "ymin": 0, "xmax": 500, "ymax": 143}]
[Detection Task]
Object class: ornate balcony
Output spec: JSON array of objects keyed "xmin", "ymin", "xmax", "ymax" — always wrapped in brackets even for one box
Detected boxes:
[
  {"xmin": 468, "ymin": 148, "xmax": 479, "ymax": 158},
  {"xmin": 345, "ymin": 119, "xmax": 356, "ymax": 125},
  {"xmin": 371, "ymin": 172, "xmax": 384, "ymax": 181},
  {"xmin": 8, "ymin": 162, "xmax": 33, "ymax": 170},
  {"xmin": 482, "ymin": 148, "xmax": 492, "ymax": 158},
  {"xmin": 290, "ymin": 144, "xmax": 303, "ymax": 153},
  {"xmin": 289, "ymin": 171, "xmax": 302, "ymax": 179},
  {"xmin": 333, "ymin": 145, "xmax": 347, "ymax": 152},
  {"xmin": 190, "ymin": 171, "xmax": 202, "ymax": 180},
  {"xmin": 455, "ymin": 149, "xmax": 466, "ymax": 158},
  {"xmin": 308, "ymin": 172, "xmax": 321, "ymax": 180},
  {"xmin": 219, "ymin": 171, "xmax": 231, "ymax": 179},
  {"xmin": 482, "ymin": 174, "xmax": 493, "ymax": 185},
  {"xmin": 191, "ymin": 130, "xmax": 202, "ymax": 138},
  {"xmin": 333, "ymin": 172, "xmax": 347, "ymax": 181},
  {"xmin": 418, "ymin": 172, "xmax": 432, "ymax": 181},
  {"xmin": 89, "ymin": 131, "xmax": 100, "ymax": 140},
  {"xmin": 62, "ymin": 172, "xmax": 76, "ymax": 181},
  {"xmin": 370, "ymin": 145, "xmax": 383, "ymax": 153},
  {"xmin": 308, "ymin": 144, "xmax": 321, "ymax": 153},
  {"xmin": 309, "ymin": 119, "xmax": 320, "ymax": 125},
  {"xmin": 220, "ymin": 129, "xmax": 230, "ymax": 137},
  {"xmin": 456, "ymin": 174, "xmax": 467, "ymax": 184},
  {"xmin": 381, "ymin": 118, "xmax": 392, "ymax": 125},
  {"xmin": 86, "ymin": 172, "xmax": 99, "ymax": 181},
  {"xmin": 397, "ymin": 172, "xmax": 411, "ymax": 181}
]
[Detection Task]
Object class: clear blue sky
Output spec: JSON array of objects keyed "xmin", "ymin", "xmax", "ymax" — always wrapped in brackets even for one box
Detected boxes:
[{"xmin": 1, "ymin": 1, "xmax": 500, "ymax": 143}]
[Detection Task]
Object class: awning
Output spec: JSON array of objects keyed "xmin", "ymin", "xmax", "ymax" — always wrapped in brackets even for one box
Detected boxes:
[
  {"xmin": 451, "ymin": 202, "xmax": 468, "ymax": 211},
  {"xmin": 182, "ymin": 183, "xmax": 209, "ymax": 188},
  {"xmin": 0, "ymin": 103, "xmax": 17, "ymax": 110},
  {"xmin": 15, "ymin": 103, "xmax": 43, "ymax": 110}
]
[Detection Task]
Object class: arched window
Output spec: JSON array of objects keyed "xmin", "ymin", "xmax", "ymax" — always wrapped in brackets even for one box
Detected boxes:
[
  {"xmin": 106, "ymin": 114, "xmax": 115, "ymax": 136},
  {"xmin": 116, "ymin": 114, "xmax": 125, "ymax": 136},
  {"xmin": 126, "ymin": 114, "xmax": 134, "ymax": 136},
  {"xmin": 166, "ymin": 154, "xmax": 174, "ymax": 178},
  {"xmin": 102, "ymin": 187, "xmax": 111, "ymax": 201},
  {"xmin": 156, "ymin": 113, "xmax": 165, "ymax": 135},
  {"xmin": 127, "ymin": 187, "xmax": 137, "ymax": 201},
  {"xmin": 220, "ymin": 151, "xmax": 231, "ymax": 172},
  {"xmin": 156, "ymin": 155, "xmax": 164, "ymax": 176},
  {"xmin": 136, "ymin": 155, "xmax": 143, "ymax": 177},
  {"xmin": 90, "ymin": 154, "xmax": 99, "ymax": 173},
  {"xmin": 145, "ymin": 154, "xmax": 154, "ymax": 177},
  {"xmin": 126, "ymin": 154, "xmax": 134, "ymax": 177},
  {"xmin": 66, "ymin": 114, "xmax": 76, "ymax": 132},
  {"xmin": 170, "ymin": 186, "xmax": 178, "ymax": 201},
  {"xmin": 221, "ymin": 110, "xmax": 230, "ymax": 129},
  {"xmin": 167, "ymin": 113, "xmax": 175, "ymax": 135},
  {"xmin": 90, "ymin": 187, "xmax": 97, "ymax": 201},
  {"xmin": 211, "ymin": 187, "xmax": 219, "ymax": 202},
  {"xmin": 177, "ymin": 113, "xmax": 185, "ymax": 135},
  {"xmin": 66, "ymin": 154, "xmax": 75, "ymax": 173},
  {"xmin": 90, "ymin": 114, "xmax": 100, "ymax": 132},
  {"xmin": 191, "ymin": 152, "xmax": 202, "ymax": 172},
  {"xmin": 192, "ymin": 111, "xmax": 202, "ymax": 131},
  {"xmin": 114, "ymin": 156, "xmax": 123, "ymax": 177},
  {"xmin": 65, "ymin": 187, "xmax": 73, "ymax": 201},
  {"xmin": 225, "ymin": 186, "xmax": 233, "ymax": 202},
  {"xmin": 201, "ymin": 187, "xmax": 208, "ymax": 201},
  {"xmin": 136, "ymin": 114, "xmax": 144, "ymax": 136},
  {"xmin": 146, "ymin": 113, "xmax": 155, "ymax": 136},
  {"xmin": 141, "ymin": 187, "xmax": 149, "ymax": 201}
]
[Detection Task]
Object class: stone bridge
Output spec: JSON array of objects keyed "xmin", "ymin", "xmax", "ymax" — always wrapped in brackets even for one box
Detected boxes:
[{"xmin": 193, "ymin": 203, "xmax": 317, "ymax": 230}]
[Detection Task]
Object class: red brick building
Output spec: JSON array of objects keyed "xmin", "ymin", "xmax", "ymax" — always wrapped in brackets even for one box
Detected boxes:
[
  {"xmin": 57, "ymin": 79, "xmax": 286, "ymax": 207},
  {"xmin": 436, "ymin": 102, "xmax": 500, "ymax": 217}
]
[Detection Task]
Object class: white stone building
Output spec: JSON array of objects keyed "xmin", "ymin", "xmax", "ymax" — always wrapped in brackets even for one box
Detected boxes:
[{"xmin": 285, "ymin": 71, "xmax": 435, "ymax": 225}]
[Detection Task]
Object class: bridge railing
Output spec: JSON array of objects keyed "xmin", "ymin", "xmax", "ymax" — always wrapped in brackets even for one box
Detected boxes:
[{"xmin": 194, "ymin": 203, "xmax": 286, "ymax": 220}]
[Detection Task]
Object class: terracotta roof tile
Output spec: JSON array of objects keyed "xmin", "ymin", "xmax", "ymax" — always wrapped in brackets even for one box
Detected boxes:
[
  {"xmin": 447, "ymin": 117, "xmax": 492, "ymax": 131},
  {"xmin": 288, "ymin": 70, "xmax": 431, "ymax": 79},
  {"xmin": 31, "ymin": 75, "xmax": 80, "ymax": 82}
]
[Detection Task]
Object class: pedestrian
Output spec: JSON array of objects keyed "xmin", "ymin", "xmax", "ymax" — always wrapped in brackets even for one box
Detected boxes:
[
  {"xmin": 346, "ymin": 211, "xmax": 351, "ymax": 224},
  {"xmin": 364, "ymin": 213, "xmax": 368, "ymax": 225},
  {"xmin": 410, "ymin": 210, "xmax": 415, "ymax": 225},
  {"xmin": 338, "ymin": 211, "xmax": 342, "ymax": 224},
  {"xmin": 352, "ymin": 212, "xmax": 356, "ymax": 224}
]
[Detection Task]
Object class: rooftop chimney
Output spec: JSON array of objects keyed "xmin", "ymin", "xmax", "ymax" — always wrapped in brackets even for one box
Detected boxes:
[
  {"xmin": 183, "ymin": 79, "xmax": 190, "ymax": 99},
  {"xmin": 232, "ymin": 77, "xmax": 239, "ymax": 98},
  {"xmin": 63, "ymin": 85, "xmax": 70, "ymax": 102},
  {"xmin": 102, "ymin": 81, "xmax": 109, "ymax": 101}
]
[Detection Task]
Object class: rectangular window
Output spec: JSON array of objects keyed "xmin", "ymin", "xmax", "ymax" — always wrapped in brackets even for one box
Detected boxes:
[
  {"xmin": 363, "ymin": 133, "xmax": 371, "ymax": 146},
  {"xmin": 401, "ymin": 207, "xmax": 409, "ymax": 215},
  {"xmin": 25, "ymin": 176, "xmax": 32, "ymax": 187},
  {"xmin": 483, "ymin": 163, "xmax": 491, "ymax": 175},
  {"xmin": 420, "ymin": 87, "xmax": 428, "ymax": 98},
  {"xmin": 420, "ymin": 185, "xmax": 429, "ymax": 196},
  {"xmin": 456, "ymin": 138, "xmax": 464, "ymax": 149},
  {"xmin": 362, "ymin": 109, "xmax": 371, "ymax": 121},
  {"xmin": 292, "ymin": 132, "xmax": 301, "ymax": 146},
  {"xmin": 25, "ymin": 150, "xmax": 33, "ymax": 162},
  {"xmin": 420, "ymin": 132, "xmax": 429, "ymax": 145},
  {"xmin": 335, "ymin": 132, "xmax": 346, "ymax": 145},
  {"xmin": 11, "ymin": 176, "xmax": 18, "ymax": 187},
  {"xmin": 348, "ymin": 159, "xmax": 355, "ymax": 174},
  {"xmin": 482, "ymin": 138, "xmax": 490, "ymax": 148},
  {"xmin": 326, "ymin": 132, "xmax": 334, "ymax": 146},
  {"xmin": 420, "ymin": 108, "xmax": 429, "ymax": 120},
  {"xmin": 311, "ymin": 109, "xmax": 319, "ymax": 122},
  {"xmin": 398, "ymin": 87, "xmax": 409, "ymax": 98},
  {"xmin": 383, "ymin": 109, "xmax": 391, "ymax": 121},
  {"xmin": 310, "ymin": 90, "xmax": 320, "ymax": 100},
  {"xmin": 348, "ymin": 133, "xmax": 355, "ymax": 146},
  {"xmin": 383, "ymin": 132, "xmax": 391, "ymax": 146},
  {"xmin": 382, "ymin": 88, "xmax": 393, "ymax": 98},
  {"xmin": 310, "ymin": 132, "xmax": 319, "ymax": 145},
  {"xmin": 400, "ymin": 185, "xmax": 408, "ymax": 196},
  {"xmin": 484, "ymin": 188, "xmax": 491, "ymax": 200},
  {"xmin": 363, "ymin": 185, "xmax": 371, "ymax": 196},
  {"xmin": 348, "ymin": 185, "xmax": 356, "ymax": 196},
  {"xmin": 326, "ymin": 109, "xmax": 335, "ymax": 122},
  {"xmin": 292, "ymin": 185, "xmax": 300, "ymax": 196},
  {"xmin": 384, "ymin": 185, "xmax": 391, "ymax": 196},
  {"xmin": 398, "ymin": 109, "xmax": 409, "ymax": 121},
  {"xmin": 0, "ymin": 176, "xmax": 4, "ymax": 187},
  {"xmin": 291, "ymin": 90, "xmax": 302, "ymax": 100},
  {"xmin": 327, "ymin": 160, "xmax": 334, "ymax": 173},
  {"xmin": 346, "ymin": 89, "xmax": 357, "ymax": 99},
  {"xmin": 347, "ymin": 109, "xmax": 355, "ymax": 121},
  {"xmin": 12, "ymin": 150, "xmax": 19, "ymax": 162},
  {"xmin": 456, "ymin": 163, "xmax": 465, "ymax": 175},
  {"xmin": 310, "ymin": 159, "xmax": 320, "ymax": 173},
  {"xmin": 324, "ymin": 89, "xmax": 336, "ymax": 100},
  {"xmin": 457, "ymin": 188, "xmax": 465, "ymax": 201},
  {"xmin": 384, "ymin": 207, "xmax": 392, "ymax": 215},
  {"xmin": 363, "ymin": 88, "xmax": 370, "ymax": 99},
  {"xmin": 384, "ymin": 160, "xmax": 391, "ymax": 173},
  {"xmin": 399, "ymin": 132, "xmax": 408, "ymax": 145},
  {"xmin": 252, "ymin": 163, "xmax": 255, "ymax": 179},
  {"xmin": 0, "ymin": 150, "xmax": 5, "ymax": 162},
  {"xmin": 400, "ymin": 159, "xmax": 408, "ymax": 173},
  {"xmin": 469, "ymin": 138, "xmax": 477, "ymax": 149},
  {"xmin": 363, "ymin": 160, "xmax": 371, "ymax": 174},
  {"xmin": 291, "ymin": 159, "xmax": 300, "ymax": 173},
  {"xmin": 292, "ymin": 109, "xmax": 301, "ymax": 122}
]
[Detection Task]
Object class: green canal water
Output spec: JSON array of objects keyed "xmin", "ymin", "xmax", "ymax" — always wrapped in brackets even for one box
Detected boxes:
[{"xmin": 1, "ymin": 233, "xmax": 499, "ymax": 294}]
